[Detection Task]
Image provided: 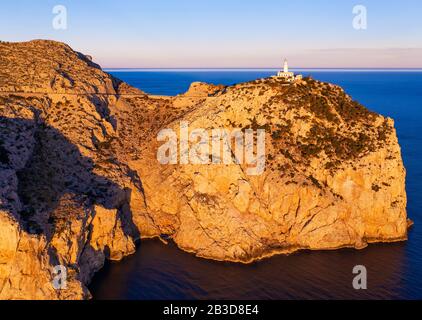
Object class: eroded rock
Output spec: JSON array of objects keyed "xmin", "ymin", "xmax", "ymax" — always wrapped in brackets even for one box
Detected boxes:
[{"xmin": 0, "ymin": 40, "xmax": 409, "ymax": 299}]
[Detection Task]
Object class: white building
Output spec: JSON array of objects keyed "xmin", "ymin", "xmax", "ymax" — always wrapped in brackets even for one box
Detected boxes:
[{"xmin": 276, "ymin": 59, "xmax": 302, "ymax": 82}]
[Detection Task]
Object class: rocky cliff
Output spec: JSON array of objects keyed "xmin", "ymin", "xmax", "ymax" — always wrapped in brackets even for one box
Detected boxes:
[{"xmin": 0, "ymin": 40, "xmax": 408, "ymax": 299}]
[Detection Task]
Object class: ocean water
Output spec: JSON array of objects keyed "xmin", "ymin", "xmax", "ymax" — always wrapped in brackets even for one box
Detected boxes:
[{"xmin": 89, "ymin": 70, "xmax": 422, "ymax": 300}]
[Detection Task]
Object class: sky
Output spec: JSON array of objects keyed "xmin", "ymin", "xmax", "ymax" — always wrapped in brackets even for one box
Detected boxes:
[{"xmin": 0, "ymin": 0, "xmax": 421, "ymax": 68}]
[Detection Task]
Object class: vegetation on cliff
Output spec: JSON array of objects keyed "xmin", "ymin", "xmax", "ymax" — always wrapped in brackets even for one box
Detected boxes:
[{"xmin": 0, "ymin": 40, "xmax": 408, "ymax": 299}]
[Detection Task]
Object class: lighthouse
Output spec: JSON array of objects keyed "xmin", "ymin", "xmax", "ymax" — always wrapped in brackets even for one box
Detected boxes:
[
  {"xmin": 283, "ymin": 59, "xmax": 289, "ymax": 73},
  {"xmin": 276, "ymin": 58, "xmax": 302, "ymax": 82}
]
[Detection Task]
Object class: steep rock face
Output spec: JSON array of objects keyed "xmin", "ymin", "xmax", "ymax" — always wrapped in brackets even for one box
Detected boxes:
[
  {"xmin": 0, "ymin": 40, "xmax": 408, "ymax": 299},
  {"xmin": 0, "ymin": 40, "xmax": 145, "ymax": 299},
  {"xmin": 120, "ymin": 79, "xmax": 407, "ymax": 262}
]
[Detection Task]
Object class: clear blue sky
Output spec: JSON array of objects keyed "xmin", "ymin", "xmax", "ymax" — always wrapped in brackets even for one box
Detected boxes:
[{"xmin": 1, "ymin": 0, "xmax": 421, "ymax": 68}]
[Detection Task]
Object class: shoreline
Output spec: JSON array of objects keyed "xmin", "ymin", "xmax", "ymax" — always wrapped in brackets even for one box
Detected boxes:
[{"xmin": 132, "ymin": 232, "xmax": 410, "ymax": 266}]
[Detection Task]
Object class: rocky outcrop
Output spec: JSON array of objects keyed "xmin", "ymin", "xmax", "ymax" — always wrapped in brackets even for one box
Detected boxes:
[
  {"xmin": 122, "ymin": 78, "xmax": 408, "ymax": 262},
  {"xmin": 0, "ymin": 40, "xmax": 145, "ymax": 299},
  {"xmin": 0, "ymin": 40, "xmax": 408, "ymax": 299},
  {"xmin": 183, "ymin": 81, "xmax": 225, "ymax": 97}
]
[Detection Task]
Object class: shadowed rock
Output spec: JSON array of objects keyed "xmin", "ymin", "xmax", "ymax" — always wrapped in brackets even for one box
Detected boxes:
[
  {"xmin": 0, "ymin": 39, "xmax": 409, "ymax": 299},
  {"xmin": 0, "ymin": 115, "xmax": 140, "ymax": 299}
]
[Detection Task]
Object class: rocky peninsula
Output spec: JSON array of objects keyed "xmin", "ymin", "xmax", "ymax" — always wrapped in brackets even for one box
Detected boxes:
[{"xmin": 0, "ymin": 40, "xmax": 408, "ymax": 299}]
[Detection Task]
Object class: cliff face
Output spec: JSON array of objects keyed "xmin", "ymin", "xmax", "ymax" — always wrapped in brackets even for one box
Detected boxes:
[
  {"xmin": 0, "ymin": 40, "xmax": 408, "ymax": 299},
  {"xmin": 121, "ymin": 78, "xmax": 408, "ymax": 262},
  {"xmin": 0, "ymin": 40, "xmax": 144, "ymax": 299}
]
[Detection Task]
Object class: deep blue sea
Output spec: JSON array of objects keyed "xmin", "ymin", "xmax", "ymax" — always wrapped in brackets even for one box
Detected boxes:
[{"xmin": 89, "ymin": 70, "xmax": 422, "ymax": 299}]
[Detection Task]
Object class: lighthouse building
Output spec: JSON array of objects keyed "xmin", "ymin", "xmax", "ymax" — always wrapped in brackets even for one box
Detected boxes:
[{"xmin": 276, "ymin": 59, "xmax": 302, "ymax": 82}]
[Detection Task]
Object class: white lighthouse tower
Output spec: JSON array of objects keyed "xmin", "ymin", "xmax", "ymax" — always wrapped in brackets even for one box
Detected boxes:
[
  {"xmin": 283, "ymin": 59, "xmax": 289, "ymax": 73},
  {"xmin": 276, "ymin": 58, "xmax": 302, "ymax": 82}
]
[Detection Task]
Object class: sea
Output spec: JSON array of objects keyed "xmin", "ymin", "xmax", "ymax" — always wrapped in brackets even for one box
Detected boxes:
[{"xmin": 89, "ymin": 69, "xmax": 422, "ymax": 300}]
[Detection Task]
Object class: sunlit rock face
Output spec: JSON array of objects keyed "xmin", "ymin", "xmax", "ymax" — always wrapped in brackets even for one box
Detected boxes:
[
  {"xmin": 0, "ymin": 40, "xmax": 144, "ymax": 299},
  {"xmin": 126, "ymin": 77, "xmax": 408, "ymax": 262},
  {"xmin": 0, "ymin": 40, "xmax": 408, "ymax": 299}
]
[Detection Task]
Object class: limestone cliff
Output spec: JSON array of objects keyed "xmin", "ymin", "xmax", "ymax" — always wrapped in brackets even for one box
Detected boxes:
[
  {"xmin": 0, "ymin": 40, "xmax": 408, "ymax": 299},
  {"xmin": 0, "ymin": 40, "xmax": 143, "ymax": 299}
]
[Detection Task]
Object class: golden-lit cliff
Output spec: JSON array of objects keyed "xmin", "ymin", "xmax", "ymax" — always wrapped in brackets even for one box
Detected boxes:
[{"xmin": 0, "ymin": 40, "xmax": 408, "ymax": 299}]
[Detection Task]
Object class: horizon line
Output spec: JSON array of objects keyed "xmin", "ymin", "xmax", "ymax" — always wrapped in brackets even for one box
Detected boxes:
[{"xmin": 103, "ymin": 67, "xmax": 422, "ymax": 72}]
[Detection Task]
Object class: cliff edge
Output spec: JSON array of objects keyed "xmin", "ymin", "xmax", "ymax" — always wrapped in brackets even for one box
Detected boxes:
[{"xmin": 0, "ymin": 40, "xmax": 408, "ymax": 299}]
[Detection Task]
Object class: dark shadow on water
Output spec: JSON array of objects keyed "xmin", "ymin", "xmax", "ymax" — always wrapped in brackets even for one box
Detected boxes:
[{"xmin": 89, "ymin": 238, "xmax": 415, "ymax": 300}]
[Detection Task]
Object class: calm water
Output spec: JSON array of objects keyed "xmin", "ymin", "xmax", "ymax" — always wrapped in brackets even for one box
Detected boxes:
[{"xmin": 90, "ymin": 70, "xmax": 422, "ymax": 299}]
